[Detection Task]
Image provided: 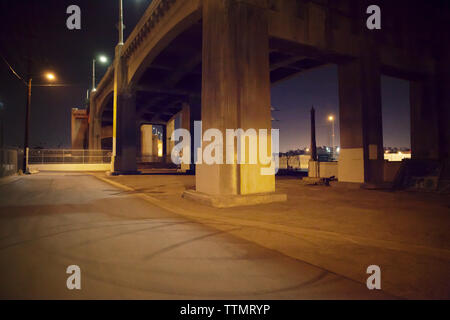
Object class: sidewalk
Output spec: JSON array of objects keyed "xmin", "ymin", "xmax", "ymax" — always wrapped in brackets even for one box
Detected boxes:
[{"xmin": 92, "ymin": 172, "xmax": 450, "ymax": 299}]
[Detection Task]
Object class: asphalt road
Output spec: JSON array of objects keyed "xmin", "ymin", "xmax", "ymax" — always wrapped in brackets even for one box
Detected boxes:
[{"xmin": 0, "ymin": 173, "xmax": 389, "ymax": 299}]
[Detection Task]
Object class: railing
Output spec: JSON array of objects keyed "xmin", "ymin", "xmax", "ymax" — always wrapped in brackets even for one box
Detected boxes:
[
  {"xmin": 28, "ymin": 149, "xmax": 112, "ymax": 164},
  {"xmin": 137, "ymin": 155, "xmax": 172, "ymax": 163}
]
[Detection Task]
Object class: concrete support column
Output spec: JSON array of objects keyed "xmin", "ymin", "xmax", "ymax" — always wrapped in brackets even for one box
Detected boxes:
[
  {"xmin": 189, "ymin": 98, "xmax": 201, "ymax": 173},
  {"xmin": 437, "ymin": 50, "xmax": 450, "ymax": 161},
  {"xmin": 111, "ymin": 43, "xmax": 138, "ymax": 174},
  {"xmin": 180, "ymin": 103, "xmax": 191, "ymax": 172},
  {"xmin": 112, "ymin": 90, "xmax": 138, "ymax": 173},
  {"xmin": 140, "ymin": 124, "xmax": 153, "ymax": 157},
  {"xmin": 88, "ymin": 98, "xmax": 101, "ymax": 150},
  {"xmin": 165, "ymin": 114, "xmax": 176, "ymax": 158},
  {"xmin": 338, "ymin": 52, "xmax": 383, "ymax": 184},
  {"xmin": 410, "ymin": 79, "xmax": 440, "ymax": 160},
  {"xmin": 196, "ymin": 0, "xmax": 275, "ymax": 196},
  {"xmin": 89, "ymin": 117, "xmax": 102, "ymax": 150}
]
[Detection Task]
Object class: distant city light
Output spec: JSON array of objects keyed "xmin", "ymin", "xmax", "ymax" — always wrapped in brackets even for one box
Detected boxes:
[{"xmin": 328, "ymin": 115, "xmax": 334, "ymax": 121}]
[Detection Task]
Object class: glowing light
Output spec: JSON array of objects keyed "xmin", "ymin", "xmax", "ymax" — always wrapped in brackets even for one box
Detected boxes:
[
  {"xmin": 158, "ymin": 140, "xmax": 163, "ymax": 157},
  {"xmin": 328, "ymin": 115, "xmax": 334, "ymax": 121},
  {"xmin": 98, "ymin": 55, "xmax": 108, "ymax": 64},
  {"xmin": 45, "ymin": 73, "xmax": 56, "ymax": 81}
]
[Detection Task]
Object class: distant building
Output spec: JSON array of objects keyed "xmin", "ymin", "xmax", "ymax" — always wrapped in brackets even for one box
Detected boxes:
[
  {"xmin": 384, "ymin": 150, "xmax": 412, "ymax": 162},
  {"xmin": 71, "ymin": 108, "xmax": 88, "ymax": 149}
]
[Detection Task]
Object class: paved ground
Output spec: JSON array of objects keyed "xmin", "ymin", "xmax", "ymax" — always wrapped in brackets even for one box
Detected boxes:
[
  {"xmin": 0, "ymin": 173, "xmax": 389, "ymax": 299},
  {"xmin": 96, "ymin": 173, "xmax": 450, "ymax": 299}
]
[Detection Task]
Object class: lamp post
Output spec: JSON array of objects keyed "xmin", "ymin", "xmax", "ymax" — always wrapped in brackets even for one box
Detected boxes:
[
  {"xmin": 22, "ymin": 72, "xmax": 57, "ymax": 173},
  {"xmin": 328, "ymin": 115, "xmax": 335, "ymax": 159},
  {"xmin": 91, "ymin": 55, "xmax": 108, "ymax": 93},
  {"xmin": 119, "ymin": 0, "xmax": 124, "ymax": 45}
]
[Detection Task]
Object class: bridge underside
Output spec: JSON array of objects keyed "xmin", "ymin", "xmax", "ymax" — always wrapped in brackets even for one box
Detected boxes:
[
  {"xmin": 100, "ymin": 20, "xmax": 330, "ymax": 169},
  {"xmin": 90, "ymin": 0, "xmax": 449, "ymax": 205}
]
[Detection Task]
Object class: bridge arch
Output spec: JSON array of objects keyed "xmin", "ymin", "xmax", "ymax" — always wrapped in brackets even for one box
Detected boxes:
[{"xmin": 124, "ymin": 0, "xmax": 202, "ymax": 88}]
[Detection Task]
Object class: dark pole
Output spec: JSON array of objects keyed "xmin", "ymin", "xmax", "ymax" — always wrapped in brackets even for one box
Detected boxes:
[
  {"xmin": 162, "ymin": 124, "xmax": 167, "ymax": 163},
  {"xmin": 0, "ymin": 106, "xmax": 4, "ymax": 176},
  {"xmin": 310, "ymin": 106, "xmax": 317, "ymax": 161},
  {"xmin": 23, "ymin": 77, "xmax": 32, "ymax": 173}
]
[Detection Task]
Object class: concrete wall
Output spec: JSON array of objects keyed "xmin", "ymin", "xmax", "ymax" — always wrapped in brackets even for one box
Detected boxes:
[{"xmin": 308, "ymin": 161, "xmax": 338, "ymax": 179}]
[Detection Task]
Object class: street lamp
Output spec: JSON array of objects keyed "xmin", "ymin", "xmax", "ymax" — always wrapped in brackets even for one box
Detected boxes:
[
  {"xmin": 328, "ymin": 115, "xmax": 335, "ymax": 159},
  {"xmin": 119, "ymin": 0, "xmax": 124, "ymax": 45},
  {"xmin": 45, "ymin": 73, "xmax": 56, "ymax": 81},
  {"xmin": 92, "ymin": 55, "xmax": 109, "ymax": 92},
  {"xmin": 23, "ymin": 72, "xmax": 57, "ymax": 173}
]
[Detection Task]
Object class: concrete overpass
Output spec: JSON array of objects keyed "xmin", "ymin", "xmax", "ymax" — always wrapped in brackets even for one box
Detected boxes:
[{"xmin": 88, "ymin": 0, "xmax": 450, "ymax": 203}]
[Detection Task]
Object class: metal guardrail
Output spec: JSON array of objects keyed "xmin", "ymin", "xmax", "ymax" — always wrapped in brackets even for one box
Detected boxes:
[{"xmin": 28, "ymin": 149, "xmax": 112, "ymax": 164}]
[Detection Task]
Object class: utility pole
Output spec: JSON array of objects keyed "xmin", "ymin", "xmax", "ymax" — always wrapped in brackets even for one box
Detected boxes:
[
  {"xmin": 92, "ymin": 59, "xmax": 96, "ymax": 92},
  {"xmin": 23, "ymin": 77, "xmax": 32, "ymax": 174}
]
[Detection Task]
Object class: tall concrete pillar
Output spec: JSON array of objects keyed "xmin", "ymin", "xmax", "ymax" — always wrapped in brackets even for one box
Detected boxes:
[
  {"xmin": 338, "ymin": 51, "xmax": 384, "ymax": 184},
  {"xmin": 88, "ymin": 98, "xmax": 101, "ymax": 150},
  {"xmin": 141, "ymin": 124, "xmax": 154, "ymax": 157},
  {"xmin": 166, "ymin": 116, "xmax": 175, "ymax": 157},
  {"xmin": 180, "ymin": 103, "xmax": 191, "ymax": 172},
  {"xmin": 111, "ymin": 44, "xmax": 138, "ymax": 174},
  {"xmin": 189, "ymin": 98, "xmax": 201, "ymax": 172},
  {"xmin": 187, "ymin": 0, "xmax": 284, "ymax": 207},
  {"xmin": 437, "ymin": 48, "xmax": 450, "ymax": 161},
  {"xmin": 112, "ymin": 89, "xmax": 138, "ymax": 173},
  {"xmin": 410, "ymin": 79, "xmax": 440, "ymax": 160},
  {"xmin": 162, "ymin": 124, "xmax": 167, "ymax": 162}
]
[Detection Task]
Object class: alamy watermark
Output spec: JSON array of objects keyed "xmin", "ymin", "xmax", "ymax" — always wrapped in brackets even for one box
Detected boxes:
[
  {"xmin": 171, "ymin": 121, "xmax": 280, "ymax": 176},
  {"xmin": 366, "ymin": 265, "xmax": 381, "ymax": 290},
  {"xmin": 66, "ymin": 5, "xmax": 380, "ymax": 31},
  {"xmin": 66, "ymin": 265, "xmax": 81, "ymax": 290}
]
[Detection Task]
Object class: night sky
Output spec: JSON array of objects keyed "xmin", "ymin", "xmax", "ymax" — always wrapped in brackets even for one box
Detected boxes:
[{"xmin": 0, "ymin": 0, "xmax": 411, "ymax": 152}]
